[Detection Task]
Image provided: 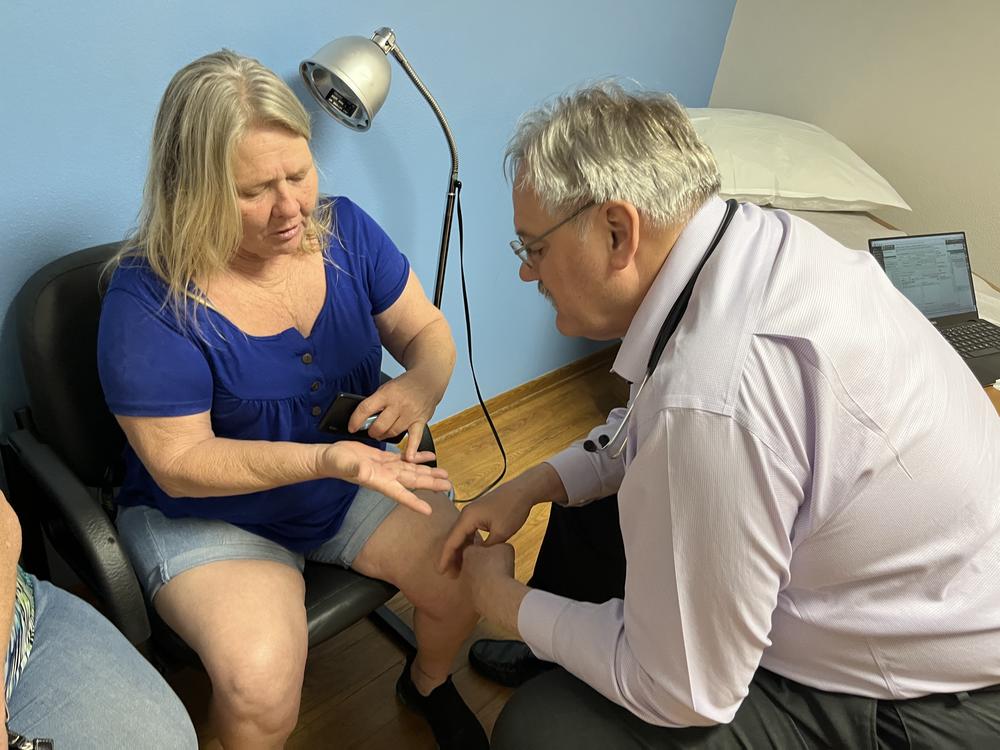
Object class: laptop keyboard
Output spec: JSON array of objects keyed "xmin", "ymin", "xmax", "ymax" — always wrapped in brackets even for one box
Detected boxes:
[{"xmin": 941, "ymin": 320, "xmax": 1000, "ymax": 357}]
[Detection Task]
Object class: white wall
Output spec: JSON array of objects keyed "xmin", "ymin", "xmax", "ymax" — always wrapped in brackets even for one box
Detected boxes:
[{"xmin": 710, "ymin": 0, "xmax": 1000, "ymax": 287}]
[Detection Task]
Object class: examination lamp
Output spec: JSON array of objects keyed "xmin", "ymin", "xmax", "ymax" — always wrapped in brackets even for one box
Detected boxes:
[{"xmin": 301, "ymin": 27, "xmax": 459, "ymax": 309}]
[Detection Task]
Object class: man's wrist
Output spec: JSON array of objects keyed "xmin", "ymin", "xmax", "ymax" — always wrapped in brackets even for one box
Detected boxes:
[
  {"xmin": 477, "ymin": 573, "xmax": 530, "ymax": 635},
  {"xmin": 510, "ymin": 481, "xmax": 543, "ymax": 515},
  {"xmin": 523, "ymin": 462, "xmax": 568, "ymax": 506}
]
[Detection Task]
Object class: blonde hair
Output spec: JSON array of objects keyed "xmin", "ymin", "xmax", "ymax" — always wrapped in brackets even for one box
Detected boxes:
[
  {"xmin": 505, "ymin": 80, "xmax": 721, "ymax": 230},
  {"xmin": 113, "ymin": 49, "xmax": 331, "ymax": 322}
]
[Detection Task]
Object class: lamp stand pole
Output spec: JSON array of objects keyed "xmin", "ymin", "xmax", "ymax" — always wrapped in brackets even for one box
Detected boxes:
[{"xmin": 375, "ymin": 28, "xmax": 458, "ymax": 309}]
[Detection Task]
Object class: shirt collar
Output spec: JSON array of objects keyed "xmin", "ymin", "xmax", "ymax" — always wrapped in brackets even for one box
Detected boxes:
[{"xmin": 612, "ymin": 195, "xmax": 728, "ymax": 383}]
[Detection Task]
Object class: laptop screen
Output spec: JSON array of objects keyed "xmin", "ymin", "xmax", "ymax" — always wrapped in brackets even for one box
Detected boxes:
[{"xmin": 868, "ymin": 232, "xmax": 977, "ymax": 320}]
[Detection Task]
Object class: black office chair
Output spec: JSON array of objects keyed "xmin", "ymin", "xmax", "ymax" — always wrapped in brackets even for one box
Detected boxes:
[{"xmin": 0, "ymin": 242, "xmax": 419, "ymax": 669}]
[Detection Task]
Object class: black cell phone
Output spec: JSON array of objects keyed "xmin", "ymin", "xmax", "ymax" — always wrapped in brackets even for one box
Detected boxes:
[{"xmin": 318, "ymin": 392, "xmax": 404, "ymax": 443}]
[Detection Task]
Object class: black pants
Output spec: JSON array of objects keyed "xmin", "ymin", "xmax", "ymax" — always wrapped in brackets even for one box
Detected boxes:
[
  {"xmin": 527, "ymin": 494, "xmax": 627, "ymax": 602},
  {"xmin": 499, "ymin": 495, "xmax": 1000, "ymax": 749}
]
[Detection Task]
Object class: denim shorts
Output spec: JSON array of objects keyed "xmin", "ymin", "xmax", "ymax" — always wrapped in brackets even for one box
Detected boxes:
[{"xmin": 116, "ymin": 484, "xmax": 399, "ymax": 602}]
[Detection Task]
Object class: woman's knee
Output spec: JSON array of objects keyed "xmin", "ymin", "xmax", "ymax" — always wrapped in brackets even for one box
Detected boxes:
[
  {"xmin": 148, "ymin": 559, "xmax": 308, "ymax": 728},
  {"xmin": 400, "ymin": 518, "xmax": 475, "ymax": 616},
  {"xmin": 357, "ymin": 492, "xmax": 469, "ymax": 611},
  {"xmin": 207, "ymin": 636, "xmax": 307, "ymax": 728}
]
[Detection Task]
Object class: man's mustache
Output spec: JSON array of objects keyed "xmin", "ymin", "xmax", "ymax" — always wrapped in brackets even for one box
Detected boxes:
[{"xmin": 538, "ymin": 282, "xmax": 554, "ymax": 306}]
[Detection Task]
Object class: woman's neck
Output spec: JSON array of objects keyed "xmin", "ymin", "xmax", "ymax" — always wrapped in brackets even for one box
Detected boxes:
[{"xmin": 226, "ymin": 248, "xmax": 296, "ymax": 288}]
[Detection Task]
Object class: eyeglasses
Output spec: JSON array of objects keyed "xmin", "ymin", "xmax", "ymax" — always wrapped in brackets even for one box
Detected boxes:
[{"xmin": 510, "ymin": 201, "xmax": 596, "ymax": 268}]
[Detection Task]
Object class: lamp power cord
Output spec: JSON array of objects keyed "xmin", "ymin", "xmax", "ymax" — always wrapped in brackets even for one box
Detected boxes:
[{"xmin": 448, "ymin": 181, "xmax": 508, "ymax": 503}]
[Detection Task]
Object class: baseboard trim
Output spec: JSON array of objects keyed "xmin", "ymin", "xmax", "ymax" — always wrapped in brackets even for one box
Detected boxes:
[{"xmin": 431, "ymin": 344, "xmax": 619, "ymax": 442}]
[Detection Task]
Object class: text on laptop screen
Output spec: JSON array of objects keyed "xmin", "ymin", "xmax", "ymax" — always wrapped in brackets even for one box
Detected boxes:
[{"xmin": 869, "ymin": 233, "xmax": 977, "ymax": 319}]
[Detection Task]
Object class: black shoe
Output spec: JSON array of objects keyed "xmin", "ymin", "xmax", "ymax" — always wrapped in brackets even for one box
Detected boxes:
[
  {"xmin": 468, "ymin": 638, "xmax": 555, "ymax": 688},
  {"xmin": 396, "ymin": 656, "xmax": 489, "ymax": 750}
]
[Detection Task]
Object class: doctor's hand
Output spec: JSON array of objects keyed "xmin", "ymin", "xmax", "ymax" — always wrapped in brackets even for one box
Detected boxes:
[
  {"xmin": 437, "ymin": 482, "xmax": 538, "ymax": 578},
  {"xmin": 462, "ymin": 542, "xmax": 516, "ymax": 598},
  {"xmin": 461, "ymin": 543, "xmax": 528, "ymax": 634},
  {"xmin": 349, "ymin": 369, "xmax": 442, "ymax": 462}
]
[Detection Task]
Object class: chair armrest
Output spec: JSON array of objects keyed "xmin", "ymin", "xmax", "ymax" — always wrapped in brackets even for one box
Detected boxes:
[{"xmin": 5, "ymin": 428, "xmax": 151, "ymax": 646}]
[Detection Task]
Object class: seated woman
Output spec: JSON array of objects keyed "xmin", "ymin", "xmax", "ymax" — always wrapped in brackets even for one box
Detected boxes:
[
  {"xmin": 96, "ymin": 50, "xmax": 485, "ymax": 750},
  {"xmin": 1, "ymin": 490, "xmax": 196, "ymax": 748}
]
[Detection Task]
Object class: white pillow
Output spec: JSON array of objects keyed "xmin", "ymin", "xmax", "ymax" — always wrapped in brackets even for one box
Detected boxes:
[{"xmin": 687, "ymin": 108, "xmax": 910, "ymax": 212}]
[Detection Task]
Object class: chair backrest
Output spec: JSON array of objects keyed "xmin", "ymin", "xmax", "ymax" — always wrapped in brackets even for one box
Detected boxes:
[{"xmin": 15, "ymin": 243, "xmax": 125, "ymax": 486}]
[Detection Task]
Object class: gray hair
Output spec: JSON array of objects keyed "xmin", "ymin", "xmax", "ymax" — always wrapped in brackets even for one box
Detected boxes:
[{"xmin": 505, "ymin": 81, "xmax": 721, "ymax": 230}]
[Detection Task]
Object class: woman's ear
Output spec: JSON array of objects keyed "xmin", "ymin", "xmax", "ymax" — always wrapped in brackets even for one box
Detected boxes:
[{"xmin": 605, "ymin": 201, "xmax": 641, "ymax": 271}]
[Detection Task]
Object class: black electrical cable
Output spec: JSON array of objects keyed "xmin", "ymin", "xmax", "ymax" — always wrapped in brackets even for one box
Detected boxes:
[{"xmin": 448, "ymin": 180, "xmax": 508, "ymax": 503}]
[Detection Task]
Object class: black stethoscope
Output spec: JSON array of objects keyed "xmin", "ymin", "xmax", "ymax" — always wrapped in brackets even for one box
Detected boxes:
[{"xmin": 584, "ymin": 199, "xmax": 739, "ymax": 457}]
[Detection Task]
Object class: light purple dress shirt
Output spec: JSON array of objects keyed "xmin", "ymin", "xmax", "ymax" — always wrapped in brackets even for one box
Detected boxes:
[{"xmin": 518, "ymin": 196, "xmax": 1000, "ymax": 727}]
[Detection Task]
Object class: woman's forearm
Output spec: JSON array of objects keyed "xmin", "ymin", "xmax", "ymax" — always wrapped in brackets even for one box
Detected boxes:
[{"xmin": 154, "ymin": 437, "xmax": 335, "ymax": 498}]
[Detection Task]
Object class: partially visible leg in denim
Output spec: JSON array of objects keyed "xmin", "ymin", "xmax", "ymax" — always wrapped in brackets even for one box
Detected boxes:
[{"xmin": 6, "ymin": 577, "xmax": 197, "ymax": 750}]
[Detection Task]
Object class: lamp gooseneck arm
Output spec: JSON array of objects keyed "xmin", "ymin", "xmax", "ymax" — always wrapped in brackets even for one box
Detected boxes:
[
  {"xmin": 388, "ymin": 43, "xmax": 459, "ymax": 308},
  {"xmin": 388, "ymin": 45, "xmax": 458, "ymax": 177}
]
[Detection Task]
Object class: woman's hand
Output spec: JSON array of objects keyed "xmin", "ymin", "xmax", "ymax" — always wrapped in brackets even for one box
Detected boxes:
[
  {"xmin": 368, "ymin": 270, "xmax": 456, "ymax": 460},
  {"xmin": 319, "ymin": 440, "xmax": 450, "ymax": 515},
  {"xmin": 348, "ymin": 369, "xmax": 444, "ymax": 461}
]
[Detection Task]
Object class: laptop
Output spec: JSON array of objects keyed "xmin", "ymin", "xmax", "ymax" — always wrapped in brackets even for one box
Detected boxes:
[{"xmin": 868, "ymin": 231, "xmax": 1000, "ymax": 386}]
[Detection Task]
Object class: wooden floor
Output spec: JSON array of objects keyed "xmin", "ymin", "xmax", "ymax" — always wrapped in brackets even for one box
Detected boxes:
[{"xmin": 169, "ymin": 346, "xmax": 629, "ymax": 748}]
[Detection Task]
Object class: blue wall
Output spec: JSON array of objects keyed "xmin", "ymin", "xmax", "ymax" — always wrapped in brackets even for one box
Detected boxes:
[{"xmin": 0, "ymin": 0, "xmax": 735, "ymax": 438}]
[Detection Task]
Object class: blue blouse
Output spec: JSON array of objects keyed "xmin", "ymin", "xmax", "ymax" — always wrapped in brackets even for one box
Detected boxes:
[{"xmin": 97, "ymin": 197, "xmax": 410, "ymax": 552}]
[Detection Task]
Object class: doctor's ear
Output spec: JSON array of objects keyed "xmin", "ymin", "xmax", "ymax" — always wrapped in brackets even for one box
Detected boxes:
[{"xmin": 604, "ymin": 201, "xmax": 640, "ymax": 270}]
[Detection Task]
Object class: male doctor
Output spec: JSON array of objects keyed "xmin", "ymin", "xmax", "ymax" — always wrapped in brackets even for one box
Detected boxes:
[{"xmin": 439, "ymin": 82, "xmax": 1000, "ymax": 749}]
